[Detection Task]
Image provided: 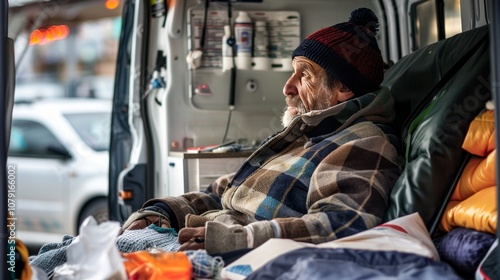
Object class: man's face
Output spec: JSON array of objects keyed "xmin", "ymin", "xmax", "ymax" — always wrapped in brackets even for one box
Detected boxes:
[{"xmin": 281, "ymin": 57, "xmax": 338, "ymax": 127}]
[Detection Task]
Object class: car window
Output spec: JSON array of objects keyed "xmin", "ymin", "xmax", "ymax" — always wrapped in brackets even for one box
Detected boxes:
[
  {"xmin": 9, "ymin": 120, "xmax": 67, "ymax": 158},
  {"xmin": 64, "ymin": 112, "xmax": 110, "ymax": 152}
]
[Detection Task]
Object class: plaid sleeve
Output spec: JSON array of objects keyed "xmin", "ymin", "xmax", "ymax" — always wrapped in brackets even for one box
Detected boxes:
[{"xmin": 142, "ymin": 173, "xmax": 234, "ymax": 229}]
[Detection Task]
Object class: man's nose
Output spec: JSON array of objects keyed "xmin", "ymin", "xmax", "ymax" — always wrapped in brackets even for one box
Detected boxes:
[{"xmin": 283, "ymin": 78, "xmax": 298, "ymax": 96}]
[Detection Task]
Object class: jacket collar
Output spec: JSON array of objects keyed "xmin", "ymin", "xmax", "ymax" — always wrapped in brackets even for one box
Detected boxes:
[{"xmin": 290, "ymin": 86, "xmax": 395, "ymax": 138}]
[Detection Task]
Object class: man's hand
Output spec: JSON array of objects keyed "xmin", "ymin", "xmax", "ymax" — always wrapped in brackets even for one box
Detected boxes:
[
  {"xmin": 178, "ymin": 227, "xmax": 206, "ymax": 251},
  {"xmin": 120, "ymin": 215, "xmax": 171, "ymax": 235}
]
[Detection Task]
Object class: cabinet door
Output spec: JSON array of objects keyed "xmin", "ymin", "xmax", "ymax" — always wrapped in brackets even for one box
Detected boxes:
[
  {"xmin": 167, "ymin": 157, "xmax": 188, "ymax": 196},
  {"xmin": 194, "ymin": 157, "xmax": 247, "ymax": 192},
  {"xmin": 168, "ymin": 156, "xmax": 248, "ymax": 194}
]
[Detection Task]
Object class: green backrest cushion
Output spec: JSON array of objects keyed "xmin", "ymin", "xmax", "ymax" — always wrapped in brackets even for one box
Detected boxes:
[
  {"xmin": 382, "ymin": 25, "xmax": 491, "ymax": 232},
  {"xmin": 384, "ymin": 26, "xmax": 489, "ymax": 137}
]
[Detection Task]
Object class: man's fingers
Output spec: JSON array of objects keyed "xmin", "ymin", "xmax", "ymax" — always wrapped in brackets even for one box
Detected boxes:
[
  {"xmin": 178, "ymin": 227, "xmax": 206, "ymax": 251},
  {"xmin": 122, "ymin": 215, "xmax": 171, "ymax": 231},
  {"xmin": 126, "ymin": 220, "xmax": 148, "ymax": 230},
  {"xmin": 178, "ymin": 227, "xmax": 205, "ymax": 244},
  {"xmin": 178, "ymin": 240, "xmax": 205, "ymax": 251},
  {"xmin": 178, "ymin": 228, "xmax": 196, "ymax": 244},
  {"xmin": 160, "ymin": 221, "xmax": 171, "ymax": 228}
]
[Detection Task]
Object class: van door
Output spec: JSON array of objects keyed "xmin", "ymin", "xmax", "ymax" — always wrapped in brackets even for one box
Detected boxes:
[
  {"xmin": 109, "ymin": 0, "xmax": 155, "ymax": 222},
  {"xmin": 1, "ymin": 0, "xmax": 14, "ymax": 277}
]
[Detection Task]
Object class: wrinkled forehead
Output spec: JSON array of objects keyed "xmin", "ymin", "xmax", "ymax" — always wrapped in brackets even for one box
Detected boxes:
[
  {"xmin": 292, "ymin": 56, "xmax": 325, "ymax": 72},
  {"xmin": 292, "ymin": 56, "xmax": 328, "ymax": 80}
]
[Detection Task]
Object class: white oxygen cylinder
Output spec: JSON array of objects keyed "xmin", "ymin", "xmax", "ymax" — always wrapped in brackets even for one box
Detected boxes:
[
  {"xmin": 222, "ymin": 25, "xmax": 234, "ymax": 72},
  {"xmin": 234, "ymin": 11, "xmax": 253, "ymax": 70}
]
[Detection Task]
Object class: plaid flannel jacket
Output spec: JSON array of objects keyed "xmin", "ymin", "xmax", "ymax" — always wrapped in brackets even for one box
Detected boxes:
[{"xmin": 143, "ymin": 86, "xmax": 401, "ymax": 248}]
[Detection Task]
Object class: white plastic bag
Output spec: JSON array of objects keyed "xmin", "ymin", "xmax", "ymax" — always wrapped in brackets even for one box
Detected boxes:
[{"xmin": 52, "ymin": 216, "xmax": 126, "ymax": 280}]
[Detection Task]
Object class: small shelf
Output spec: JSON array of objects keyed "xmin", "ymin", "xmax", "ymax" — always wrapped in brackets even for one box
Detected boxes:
[{"xmin": 169, "ymin": 150, "xmax": 254, "ymax": 159}]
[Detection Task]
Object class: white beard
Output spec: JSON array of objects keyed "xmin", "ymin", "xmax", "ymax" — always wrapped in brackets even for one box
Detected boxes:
[
  {"xmin": 281, "ymin": 108, "xmax": 296, "ymax": 128},
  {"xmin": 281, "ymin": 99, "xmax": 309, "ymax": 128}
]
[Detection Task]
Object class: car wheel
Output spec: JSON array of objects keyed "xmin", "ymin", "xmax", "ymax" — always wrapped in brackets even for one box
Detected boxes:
[{"xmin": 77, "ymin": 197, "xmax": 109, "ymax": 233}]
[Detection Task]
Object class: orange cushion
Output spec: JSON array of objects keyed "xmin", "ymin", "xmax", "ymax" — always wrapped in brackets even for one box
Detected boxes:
[
  {"xmin": 451, "ymin": 152, "xmax": 496, "ymax": 201},
  {"xmin": 443, "ymin": 109, "xmax": 497, "ymax": 234},
  {"xmin": 440, "ymin": 201, "xmax": 460, "ymax": 232},
  {"xmin": 444, "ymin": 187, "xmax": 497, "ymax": 234},
  {"xmin": 462, "ymin": 110, "xmax": 495, "ymax": 156}
]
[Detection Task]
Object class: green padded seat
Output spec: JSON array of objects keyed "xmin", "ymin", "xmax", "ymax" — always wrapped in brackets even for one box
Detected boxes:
[{"xmin": 382, "ymin": 25, "xmax": 491, "ymax": 235}]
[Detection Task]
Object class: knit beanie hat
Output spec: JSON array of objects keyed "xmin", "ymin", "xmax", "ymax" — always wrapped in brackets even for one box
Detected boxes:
[{"xmin": 292, "ymin": 7, "xmax": 383, "ymax": 96}]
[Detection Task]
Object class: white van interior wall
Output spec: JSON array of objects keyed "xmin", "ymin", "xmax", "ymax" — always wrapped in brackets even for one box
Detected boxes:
[{"xmin": 165, "ymin": 0, "xmax": 381, "ymax": 147}]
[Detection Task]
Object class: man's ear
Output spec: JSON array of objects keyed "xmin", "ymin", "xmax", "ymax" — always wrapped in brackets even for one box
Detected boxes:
[{"xmin": 336, "ymin": 82, "xmax": 355, "ymax": 102}]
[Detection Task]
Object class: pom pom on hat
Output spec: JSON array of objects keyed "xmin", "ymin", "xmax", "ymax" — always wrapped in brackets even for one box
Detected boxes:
[
  {"xmin": 292, "ymin": 7, "xmax": 384, "ymax": 96},
  {"xmin": 349, "ymin": 7, "xmax": 379, "ymax": 34}
]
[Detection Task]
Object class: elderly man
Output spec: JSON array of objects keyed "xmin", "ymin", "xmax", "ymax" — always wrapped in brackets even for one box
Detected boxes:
[{"xmin": 122, "ymin": 7, "xmax": 401, "ymax": 254}]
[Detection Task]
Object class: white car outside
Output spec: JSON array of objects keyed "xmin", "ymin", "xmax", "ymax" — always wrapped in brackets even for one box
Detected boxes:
[{"xmin": 8, "ymin": 98, "xmax": 111, "ymax": 246}]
